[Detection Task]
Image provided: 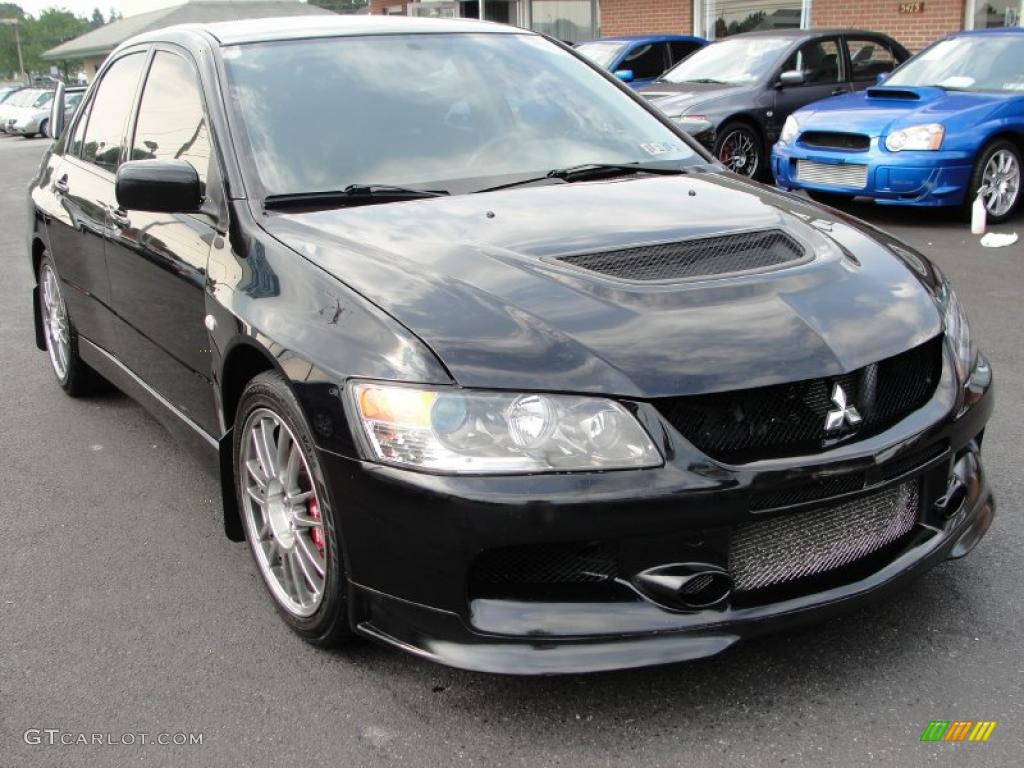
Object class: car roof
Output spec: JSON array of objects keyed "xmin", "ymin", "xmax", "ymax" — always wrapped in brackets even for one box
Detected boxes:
[
  {"xmin": 947, "ymin": 27, "xmax": 1024, "ymax": 37},
  {"xmin": 581, "ymin": 34, "xmax": 704, "ymax": 44},
  {"xmin": 133, "ymin": 14, "xmax": 522, "ymax": 48},
  {"xmin": 722, "ymin": 28, "xmax": 896, "ymax": 40}
]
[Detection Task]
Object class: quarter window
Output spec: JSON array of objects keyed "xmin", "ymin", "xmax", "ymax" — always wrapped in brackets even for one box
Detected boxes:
[
  {"xmin": 132, "ymin": 51, "xmax": 211, "ymax": 190},
  {"xmin": 81, "ymin": 53, "xmax": 146, "ymax": 172},
  {"xmin": 782, "ymin": 39, "xmax": 842, "ymax": 85}
]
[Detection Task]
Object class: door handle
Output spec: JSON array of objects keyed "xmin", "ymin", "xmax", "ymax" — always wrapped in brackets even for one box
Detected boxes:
[
  {"xmin": 54, "ymin": 175, "xmax": 69, "ymax": 194},
  {"xmin": 831, "ymin": 88, "xmax": 846, "ymax": 95},
  {"xmin": 110, "ymin": 208, "xmax": 131, "ymax": 228}
]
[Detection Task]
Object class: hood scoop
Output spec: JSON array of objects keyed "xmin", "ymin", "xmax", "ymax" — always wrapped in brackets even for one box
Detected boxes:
[
  {"xmin": 555, "ymin": 229, "xmax": 808, "ymax": 283},
  {"xmin": 865, "ymin": 87, "xmax": 922, "ymax": 100}
]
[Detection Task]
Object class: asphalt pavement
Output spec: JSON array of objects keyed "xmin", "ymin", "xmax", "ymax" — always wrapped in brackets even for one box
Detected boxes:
[{"xmin": 1, "ymin": 135, "xmax": 1021, "ymax": 767}]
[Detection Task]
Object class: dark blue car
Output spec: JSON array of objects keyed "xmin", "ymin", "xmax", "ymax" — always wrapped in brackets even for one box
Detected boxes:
[
  {"xmin": 773, "ymin": 28, "xmax": 1024, "ymax": 222},
  {"xmin": 575, "ymin": 34, "xmax": 706, "ymax": 87}
]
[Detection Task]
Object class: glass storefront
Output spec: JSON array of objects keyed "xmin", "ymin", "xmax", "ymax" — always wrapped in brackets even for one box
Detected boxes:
[
  {"xmin": 406, "ymin": 0, "xmax": 598, "ymax": 43},
  {"xmin": 694, "ymin": 0, "xmax": 809, "ymax": 40},
  {"xmin": 972, "ymin": 0, "xmax": 1023, "ymax": 28}
]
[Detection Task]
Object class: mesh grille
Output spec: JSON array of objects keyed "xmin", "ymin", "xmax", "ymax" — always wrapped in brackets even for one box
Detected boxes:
[
  {"xmin": 470, "ymin": 541, "xmax": 617, "ymax": 586},
  {"xmin": 729, "ymin": 481, "xmax": 919, "ymax": 593},
  {"xmin": 800, "ymin": 131, "xmax": 870, "ymax": 151},
  {"xmin": 557, "ymin": 230, "xmax": 805, "ymax": 282},
  {"xmin": 658, "ymin": 335, "xmax": 943, "ymax": 464}
]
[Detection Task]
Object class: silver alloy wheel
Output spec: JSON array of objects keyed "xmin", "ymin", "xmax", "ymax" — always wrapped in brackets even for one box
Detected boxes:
[
  {"xmin": 40, "ymin": 263, "xmax": 70, "ymax": 380},
  {"xmin": 981, "ymin": 149, "xmax": 1021, "ymax": 217},
  {"xmin": 718, "ymin": 129, "xmax": 758, "ymax": 177},
  {"xmin": 240, "ymin": 407, "xmax": 328, "ymax": 618}
]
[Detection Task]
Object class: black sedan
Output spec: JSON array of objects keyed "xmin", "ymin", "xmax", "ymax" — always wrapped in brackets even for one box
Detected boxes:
[
  {"xmin": 29, "ymin": 16, "xmax": 992, "ymax": 674},
  {"xmin": 639, "ymin": 29, "xmax": 910, "ymax": 180}
]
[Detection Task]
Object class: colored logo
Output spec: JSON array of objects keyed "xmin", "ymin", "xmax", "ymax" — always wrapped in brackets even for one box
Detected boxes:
[{"xmin": 921, "ymin": 721, "xmax": 997, "ymax": 742}]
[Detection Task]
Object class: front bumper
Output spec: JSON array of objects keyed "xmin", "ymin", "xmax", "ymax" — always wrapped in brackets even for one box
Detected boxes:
[
  {"xmin": 323, "ymin": 358, "xmax": 994, "ymax": 674},
  {"xmin": 772, "ymin": 140, "xmax": 974, "ymax": 207}
]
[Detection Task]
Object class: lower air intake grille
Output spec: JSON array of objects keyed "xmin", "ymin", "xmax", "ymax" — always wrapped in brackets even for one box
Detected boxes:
[
  {"xmin": 557, "ymin": 229, "xmax": 806, "ymax": 282},
  {"xmin": 657, "ymin": 334, "xmax": 943, "ymax": 464},
  {"xmin": 729, "ymin": 481, "xmax": 919, "ymax": 593},
  {"xmin": 470, "ymin": 541, "xmax": 617, "ymax": 586},
  {"xmin": 796, "ymin": 159, "xmax": 868, "ymax": 189}
]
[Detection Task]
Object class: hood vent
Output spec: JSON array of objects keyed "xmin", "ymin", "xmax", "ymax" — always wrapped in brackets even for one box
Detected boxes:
[
  {"xmin": 865, "ymin": 88, "xmax": 920, "ymax": 100},
  {"xmin": 556, "ymin": 229, "xmax": 807, "ymax": 282}
]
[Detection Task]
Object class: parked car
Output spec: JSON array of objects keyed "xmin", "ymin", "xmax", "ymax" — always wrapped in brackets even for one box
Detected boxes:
[
  {"xmin": 0, "ymin": 88, "xmax": 53, "ymax": 134},
  {"xmin": 0, "ymin": 85, "xmax": 25, "ymax": 104},
  {"xmin": 639, "ymin": 29, "xmax": 910, "ymax": 180},
  {"xmin": 772, "ymin": 28, "xmax": 1024, "ymax": 222},
  {"xmin": 575, "ymin": 34, "xmax": 706, "ymax": 87},
  {"xmin": 29, "ymin": 16, "xmax": 993, "ymax": 674},
  {"xmin": 11, "ymin": 86, "xmax": 84, "ymax": 138}
]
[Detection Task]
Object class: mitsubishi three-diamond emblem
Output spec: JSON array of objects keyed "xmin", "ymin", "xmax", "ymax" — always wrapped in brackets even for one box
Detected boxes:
[{"xmin": 825, "ymin": 383, "xmax": 862, "ymax": 432}]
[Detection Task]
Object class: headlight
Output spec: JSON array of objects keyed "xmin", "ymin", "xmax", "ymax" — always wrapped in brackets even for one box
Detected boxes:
[
  {"xmin": 350, "ymin": 382, "xmax": 662, "ymax": 473},
  {"xmin": 938, "ymin": 277, "xmax": 976, "ymax": 384},
  {"xmin": 671, "ymin": 114, "xmax": 711, "ymax": 133},
  {"xmin": 780, "ymin": 115, "xmax": 799, "ymax": 144},
  {"xmin": 885, "ymin": 123, "xmax": 944, "ymax": 152}
]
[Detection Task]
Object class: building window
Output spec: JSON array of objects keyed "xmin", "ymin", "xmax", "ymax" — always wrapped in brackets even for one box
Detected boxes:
[
  {"xmin": 529, "ymin": 1, "xmax": 597, "ymax": 42},
  {"xmin": 694, "ymin": 0, "xmax": 811, "ymax": 41},
  {"xmin": 967, "ymin": 0, "xmax": 1023, "ymax": 28}
]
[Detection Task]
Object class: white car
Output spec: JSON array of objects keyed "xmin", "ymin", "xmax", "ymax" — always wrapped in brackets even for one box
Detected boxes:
[
  {"xmin": 10, "ymin": 88, "xmax": 83, "ymax": 137},
  {"xmin": 0, "ymin": 89, "xmax": 53, "ymax": 135}
]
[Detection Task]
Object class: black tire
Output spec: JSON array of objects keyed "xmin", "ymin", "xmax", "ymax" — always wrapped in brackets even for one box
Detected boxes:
[
  {"xmin": 963, "ymin": 139, "xmax": 1022, "ymax": 225},
  {"xmin": 37, "ymin": 254, "xmax": 104, "ymax": 397},
  {"xmin": 714, "ymin": 121, "xmax": 765, "ymax": 181},
  {"xmin": 233, "ymin": 371, "xmax": 352, "ymax": 647},
  {"xmin": 37, "ymin": 119, "xmax": 48, "ymax": 139},
  {"xmin": 806, "ymin": 190, "xmax": 852, "ymax": 208}
]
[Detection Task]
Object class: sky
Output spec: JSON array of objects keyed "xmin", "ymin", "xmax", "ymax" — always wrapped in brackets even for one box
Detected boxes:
[{"xmin": 16, "ymin": 0, "xmax": 285, "ymax": 20}]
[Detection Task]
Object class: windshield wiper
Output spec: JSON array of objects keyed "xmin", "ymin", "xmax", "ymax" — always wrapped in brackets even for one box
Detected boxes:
[
  {"xmin": 476, "ymin": 163, "xmax": 689, "ymax": 193},
  {"xmin": 264, "ymin": 184, "xmax": 448, "ymax": 209},
  {"xmin": 684, "ymin": 78, "xmax": 729, "ymax": 85}
]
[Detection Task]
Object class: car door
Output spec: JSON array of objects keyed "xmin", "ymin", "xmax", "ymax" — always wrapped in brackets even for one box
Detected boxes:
[
  {"xmin": 104, "ymin": 47, "xmax": 221, "ymax": 436},
  {"xmin": 44, "ymin": 52, "xmax": 148, "ymax": 355},
  {"xmin": 844, "ymin": 36, "xmax": 904, "ymax": 91},
  {"xmin": 620, "ymin": 41, "xmax": 671, "ymax": 86},
  {"xmin": 769, "ymin": 37, "xmax": 849, "ymax": 142}
]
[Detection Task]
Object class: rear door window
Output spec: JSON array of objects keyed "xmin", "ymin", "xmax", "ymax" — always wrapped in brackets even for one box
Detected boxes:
[
  {"xmin": 80, "ymin": 53, "xmax": 147, "ymax": 173},
  {"xmin": 846, "ymin": 38, "xmax": 899, "ymax": 82}
]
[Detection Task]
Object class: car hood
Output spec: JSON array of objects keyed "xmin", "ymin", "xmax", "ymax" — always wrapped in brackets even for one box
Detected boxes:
[
  {"xmin": 637, "ymin": 81, "xmax": 751, "ymax": 116},
  {"xmin": 263, "ymin": 173, "xmax": 943, "ymax": 398},
  {"xmin": 793, "ymin": 85, "xmax": 1013, "ymax": 137}
]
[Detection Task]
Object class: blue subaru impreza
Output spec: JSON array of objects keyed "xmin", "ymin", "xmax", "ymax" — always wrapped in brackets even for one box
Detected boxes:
[{"xmin": 772, "ymin": 28, "xmax": 1023, "ymax": 222}]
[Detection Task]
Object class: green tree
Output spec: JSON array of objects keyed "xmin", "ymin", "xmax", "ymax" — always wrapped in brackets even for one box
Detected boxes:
[
  {"xmin": 20, "ymin": 9, "xmax": 89, "ymax": 78},
  {"xmin": 0, "ymin": 3, "xmax": 26, "ymax": 79},
  {"xmin": 90, "ymin": 8, "xmax": 104, "ymax": 29},
  {"xmin": 308, "ymin": 0, "xmax": 368, "ymax": 13}
]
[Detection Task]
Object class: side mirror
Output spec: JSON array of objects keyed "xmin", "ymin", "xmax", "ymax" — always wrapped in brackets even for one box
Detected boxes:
[
  {"xmin": 47, "ymin": 81, "xmax": 65, "ymax": 140},
  {"xmin": 778, "ymin": 70, "xmax": 805, "ymax": 88},
  {"xmin": 115, "ymin": 160, "xmax": 201, "ymax": 214},
  {"xmin": 876, "ymin": 72, "xmax": 889, "ymax": 84},
  {"xmin": 613, "ymin": 69, "xmax": 635, "ymax": 83}
]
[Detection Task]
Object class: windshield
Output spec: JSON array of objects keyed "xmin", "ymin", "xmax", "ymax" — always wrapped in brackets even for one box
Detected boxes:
[
  {"xmin": 7, "ymin": 89, "xmax": 41, "ymax": 107},
  {"xmin": 223, "ymin": 33, "xmax": 699, "ymax": 198},
  {"xmin": 659, "ymin": 36, "xmax": 793, "ymax": 85},
  {"xmin": 574, "ymin": 41, "xmax": 626, "ymax": 69},
  {"xmin": 886, "ymin": 35, "xmax": 1024, "ymax": 92}
]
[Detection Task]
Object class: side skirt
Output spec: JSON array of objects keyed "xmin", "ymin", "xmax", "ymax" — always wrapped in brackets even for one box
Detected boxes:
[{"xmin": 78, "ymin": 338, "xmax": 221, "ymax": 476}]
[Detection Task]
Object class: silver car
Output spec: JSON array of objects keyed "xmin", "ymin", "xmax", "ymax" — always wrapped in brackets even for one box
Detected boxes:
[
  {"xmin": 0, "ymin": 89, "xmax": 53, "ymax": 135},
  {"xmin": 10, "ymin": 88, "xmax": 84, "ymax": 137}
]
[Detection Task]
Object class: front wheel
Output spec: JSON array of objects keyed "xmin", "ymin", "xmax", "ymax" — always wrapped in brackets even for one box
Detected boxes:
[
  {"xmin": 234, "ymin": 371, "xmax": 352, "ymax": 646},
  {"xmin": 37, "ymin": 119, "xmax": 48, "ymax": 139},
  {"xmin": 714, "ymin": 122, "xmax": 764, "ymax": 180},
  {"xmin": 965, "ymin": 140, "xmax": 1021, "ymax": 224}
]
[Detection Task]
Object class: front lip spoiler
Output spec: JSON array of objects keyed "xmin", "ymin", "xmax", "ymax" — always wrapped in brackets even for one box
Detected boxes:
[{"xmin": 351, "ymin": 484, "xmax": 994, "ymax": 675}]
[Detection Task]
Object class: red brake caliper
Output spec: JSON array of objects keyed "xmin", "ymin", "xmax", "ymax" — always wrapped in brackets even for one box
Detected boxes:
[{"xmin": 308, "ymin": 497, "xmax": 325, "ymax": 554}]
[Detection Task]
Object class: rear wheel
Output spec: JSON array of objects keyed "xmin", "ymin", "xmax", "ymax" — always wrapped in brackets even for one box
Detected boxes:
[
  {"xmin": 234, "ymin": 371, "xmax": 352, "ymax": 646},
  {"xmin": 714, "ymin": 122, "xmax": 764, "ymax": 180},
  {"xmin": 964, "ymin": 140, "xmax": 1021, "ymax": 224},
  {"xmin": 38, "ymin": 254, "xmax": 102, "ymax": 396}
]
